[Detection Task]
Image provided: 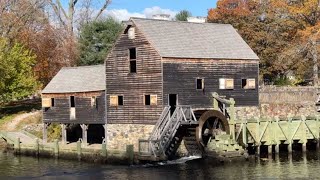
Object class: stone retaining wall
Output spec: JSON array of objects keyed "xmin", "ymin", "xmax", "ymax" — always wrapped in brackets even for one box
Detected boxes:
[
  {"xmin": 259, "ymin": 86, "xmax": 317, "ymax": 118},
  {"xmin": 106, "ymin": 124, "xmax": 154, "ymax": 152},
  {"xmin": 232, "ymin": 86, "xmax": 318, "ymax": 120}
]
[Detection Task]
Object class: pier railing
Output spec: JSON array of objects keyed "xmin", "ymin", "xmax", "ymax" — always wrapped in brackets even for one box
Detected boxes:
[{"xmin": 235, "ymin": 115, "xmax": 320, "ymax": 154}]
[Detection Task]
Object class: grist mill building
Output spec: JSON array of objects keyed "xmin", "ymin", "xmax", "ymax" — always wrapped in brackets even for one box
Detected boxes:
[{"xmin": 42, "ymin": 18, "xmax": 259, "ymax": 154}]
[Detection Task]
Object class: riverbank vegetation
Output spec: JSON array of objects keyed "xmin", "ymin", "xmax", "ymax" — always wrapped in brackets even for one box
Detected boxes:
[{"xmin": 0, "ymin": 99, "xmax": 61, "ymax": 142}]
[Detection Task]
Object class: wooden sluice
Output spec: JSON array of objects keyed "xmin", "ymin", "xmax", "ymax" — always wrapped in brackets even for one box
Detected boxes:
[{"xmin": 235, "ymin": 115, "xmax": 320, "ymax": 154}]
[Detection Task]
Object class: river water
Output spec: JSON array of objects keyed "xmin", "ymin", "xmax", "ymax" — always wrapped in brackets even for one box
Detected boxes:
[{"xmin": 0, "ymin": 151, "xmax": 320, "ymax": 180}]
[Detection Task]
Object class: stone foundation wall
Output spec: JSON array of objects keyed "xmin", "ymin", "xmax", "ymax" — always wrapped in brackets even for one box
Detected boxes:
[
  {"xmin": 229, "ymin": 86, "xmax": 318, "ymax": 120},
  {"xmin": 106, "ymin": 124, "xmax": 154, "ymax": 152},
  {"xmin": 259, "ymin": 86, "xmax": 317, "ymax": 118}
]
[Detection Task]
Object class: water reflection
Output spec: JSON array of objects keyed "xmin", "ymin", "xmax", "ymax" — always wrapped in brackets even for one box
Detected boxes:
[{"xmin": 0, "ymin": 151, "xmax": 320, "ymax": 179}]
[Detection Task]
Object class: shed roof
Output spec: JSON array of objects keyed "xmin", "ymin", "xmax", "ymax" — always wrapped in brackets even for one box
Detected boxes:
[
  {"xmin": 131, "ymin": 18, "xmax": 259, "ymax": 60},
  {"xmin": 42, "ymin": 65, "xmax": 105, "ymax": 94}
]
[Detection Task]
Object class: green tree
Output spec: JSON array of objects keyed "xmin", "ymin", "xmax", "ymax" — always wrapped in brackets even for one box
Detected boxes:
[
  {"xmin": 0, "ymin": 38, "xmax": 38, "ymax": 104},
  {"xmin": 78, "ymin": 17, "xmax": 123, "ymax": 66},
  {"xmin": 175, "ymin": 10, "xmax": 192, "ymax": 21}
]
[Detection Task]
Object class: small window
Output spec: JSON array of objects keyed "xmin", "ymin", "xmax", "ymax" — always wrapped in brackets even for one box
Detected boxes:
[
  {"xmin": 129, "ymin": 48, "xmax": 136, "ymax": 60},
  {"xmin": 110, "ymin": 95, "xmax": 124, "ymax": 106},
  {"xmin": 118, "ymin": 96, "xmax": 124, "ymax": 106},
  {"xmin": 145, "ymin": 95, "xmax": 151, "ymax": 105},
  {"xmin": 219, "ymin": 78, "xmax": 234, "ymax": 89},
  {"xmin": 51, "ymin": 98, "xmax": 55, "ymax": 107},
  {"xmin": 242, "ymin": 78, "xmax": 256, "ymax": 89},
  {"xmin": 196, "ymin": 79, "xmax": 204, "ymax": 90},
  {"xmin": 70, "ymin": 96, "xmax": 75, "ymax": 107},
  {"xmin": 130, "ymin": 60, "xmax": 136, "ymax": 73}
]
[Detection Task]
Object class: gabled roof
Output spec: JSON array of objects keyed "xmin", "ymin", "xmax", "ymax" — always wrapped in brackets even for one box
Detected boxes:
[
  {"xmin": 42, "ymin": 65, "xmax": 105, "ymax": 94},
  {"xmin": 131, "ymin": 18, "xmax": 259, "ymax": 60}
]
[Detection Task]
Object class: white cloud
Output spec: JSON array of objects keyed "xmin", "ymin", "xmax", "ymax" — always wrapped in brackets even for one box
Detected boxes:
[
  {"xmin": 143, "ymin": 6, "xmax": 177, "ymax": 19},
  {"xmin": 105, "ymin": 6, "xmax": 178, "ymax": 22},
  {"xmin": 106, "ymin": 9, "xmax": 145, "ymax": 21}
]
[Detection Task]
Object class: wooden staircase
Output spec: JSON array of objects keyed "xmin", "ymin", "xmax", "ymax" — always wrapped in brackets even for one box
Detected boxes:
[{"xmin": 138, "ymin": 106, "xmax": 198, "ymax": 160}]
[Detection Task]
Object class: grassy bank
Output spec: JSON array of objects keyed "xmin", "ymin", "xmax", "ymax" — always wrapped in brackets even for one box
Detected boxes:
[{"xmin": 0, "ymin": 99, "xmax": 62, "ymax": 142}]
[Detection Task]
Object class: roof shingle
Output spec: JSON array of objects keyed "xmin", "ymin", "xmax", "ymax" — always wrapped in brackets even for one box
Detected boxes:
[
  {"xmin": 131, "ymin": 18, "xmax": 259, "ymax": 60},
  {"xmin": 42, "ymin": 65, "xmax": 105, "ymax": 93}
]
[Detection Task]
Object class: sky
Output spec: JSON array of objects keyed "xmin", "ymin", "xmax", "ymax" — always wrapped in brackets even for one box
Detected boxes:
[{"xmin": 61, "ymin": 0, "xmax": 218, "ymax": 21}]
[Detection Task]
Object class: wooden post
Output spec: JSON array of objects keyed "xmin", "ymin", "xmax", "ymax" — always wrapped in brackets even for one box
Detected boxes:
[
  {"xmin": 77, "ymin": 140, "xmax": 82, "ymax": 160},
  {"xmin": 268, "ymin": 145, "xmax": 272, "ymax": 155},
  {"xmin": 14, "ymin": 137, "xmax": 20, "ymax": 154},
  {"xmin": 213, "ymin": 99, "xmax": 218, "ymax": 110},
  {"xmin": 302, "ymin": 116, "xmax": 307, "ymax": 153},
  {"xmin": 43, "ymin": 123, "xmax": 48, "ymax": 144},
  {"xmin": 256, "ymin": 145, "xmax": 260, "ymax": 156},
  {"xmin": 54, "ymin": 139, "xmax": 59, "ymax": 158},
  {"xmin": 229, "ymin": 98, "xmax": 235, "ymax": 140},
  {"xmin": 80, "ymin": 124, "xmax": 88, "ymax": 146},
  {"xmin": 103, "ymin": 124, "xmax": 107, "ymax": 141},
  {"xmin": 101, "ymin": 138, "xmax": 107, "ymax": 157},
  {"xmin": 35, "ymin": 138, "xmax": 39, "ymax": 157},
  {"xmin": 317, "ymin": 116, "xmax": 320, "ymax": 151},
  {"xmin": 242, "ymin": 120, "xmax": 247, "ymax": 148},
  {"xmin": 274, "ymin": 117, "xmax": 280, "ymax": 154},
  {"xmin": 288, "ymin": 143, "xmax": 292, "ymax": 154},
  {"xmin": 126, "ymin": 145, "xmax": 134, "ymax": 165},
  {"xmin": 287, "ymin": 116, "xmax": 292, "ymax": 154},
  {"xmin": 61, "ymin": 124, "xmax": 67, "ymax": 144}
]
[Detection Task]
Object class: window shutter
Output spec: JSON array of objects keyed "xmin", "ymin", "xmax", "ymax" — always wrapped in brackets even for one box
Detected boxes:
[
  {"xmin": 202, "ymin": 79, "xmax": 204, "ymax": 89},
  {"xmin": 151, "ymin": 95, "xmax": 157, "ymax": 105},
  {"xmin": 42, "ymin": 98, "xmax": 51, "ymax": 107},
  {"xmin": 70, "ymin": 108, "xmax": 76, "ymax": 120},
  {"xmin": 225, "ymin": 79, "xmax": 234, "ymax": 89},
  {"xmin": 110, "ymin": 95, "xmax": 118, "ymax": 106},
  {"xmin": 219, "ymin": 79, "xmax": 225, "ymax": 89},
  {"xmin": 247, "ymin": 79, "xmax": 256, "ymax": 89},
  {"xmin": 91, "ymin": 97, "xmax": 96, "ymax": 107}
]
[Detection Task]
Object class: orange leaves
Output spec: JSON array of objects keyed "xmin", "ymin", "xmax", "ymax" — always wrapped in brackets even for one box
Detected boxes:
[{"xmin": 208, "ymin": 0, "xmax": 257, "ymax": 22}]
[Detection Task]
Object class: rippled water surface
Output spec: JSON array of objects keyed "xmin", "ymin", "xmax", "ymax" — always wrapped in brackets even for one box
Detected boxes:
[{"xmin": 1, "ymin": 152, "xmax": 320, "ymax": 179}]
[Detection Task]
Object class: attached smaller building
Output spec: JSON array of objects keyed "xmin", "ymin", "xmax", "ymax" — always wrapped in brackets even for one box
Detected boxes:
[{"xmin": 41, "ymin": 65, "xmax": 106, "ymax": 144}]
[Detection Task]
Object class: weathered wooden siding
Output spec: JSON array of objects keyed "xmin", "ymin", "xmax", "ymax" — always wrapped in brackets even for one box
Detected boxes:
[
  {"xmin": 162, "ymin": 58, "xmax": 259, "ymax": 108},
  {"xmin": 42, "ymin": 91, "xmax": 105, "ymax": 124},
  {"xmin": 105, "ymin": 26, "xmax": 163, "ymax": 124}
]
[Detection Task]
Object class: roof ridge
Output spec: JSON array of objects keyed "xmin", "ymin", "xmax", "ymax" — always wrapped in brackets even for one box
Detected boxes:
[
  {"xmin": 130, "ymin": 17, "xmax": 232, "ymax": 26},
  {"xmin": 61, "ymin": 64, "xmax": 104, "ymax": 70}
]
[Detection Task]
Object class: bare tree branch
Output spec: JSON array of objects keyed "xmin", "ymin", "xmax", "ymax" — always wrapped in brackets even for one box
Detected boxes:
[
  {"xmin": 47, "ymin": 0, "xmax": 67, "ymax": 28},
  {"xmin": 95, "ymin": 0, "xmax": 111, "ymax": 20}
]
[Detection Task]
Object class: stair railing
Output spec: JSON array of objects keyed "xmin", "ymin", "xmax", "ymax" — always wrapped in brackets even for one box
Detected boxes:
[{"xmin": 139, "ymin": 106, "xmax": 198, "ymax": 157}]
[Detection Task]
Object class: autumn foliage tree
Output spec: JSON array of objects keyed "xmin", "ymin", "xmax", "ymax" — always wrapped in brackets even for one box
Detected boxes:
[{"xmin": 208, "ymin": 0, "xmax": 312, "ymax": 85}]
